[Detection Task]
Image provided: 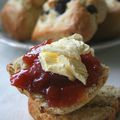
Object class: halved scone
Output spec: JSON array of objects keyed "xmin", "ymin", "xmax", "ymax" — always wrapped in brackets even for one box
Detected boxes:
[
  {"xmin": 1, "ymin": 0, "xmax": 46, "ymax": 41},
  {"xmin": 32, "ymin": 0, "xmax": 107, "ymax": 42},
  {"xmin": 28, "ymin": 85, "xmax": 120, "ymax": 120},
  {"xmin": 7, "ymin": 34, "xmax": 109, "ymax": 115},
  {"xmin": 27, "ymin": 65, "xmax": 109, "ymax": 115}
]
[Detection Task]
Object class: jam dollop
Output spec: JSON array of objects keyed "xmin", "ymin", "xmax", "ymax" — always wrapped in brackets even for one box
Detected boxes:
[{"xmin": 10, "ymin": 41, "xmax": 102, "ymax": 107}]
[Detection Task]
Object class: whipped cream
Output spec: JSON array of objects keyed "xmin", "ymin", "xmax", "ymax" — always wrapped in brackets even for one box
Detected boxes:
[{"xmin": 39, "ymin": 34, "xmax": 94, "ymax": 85}]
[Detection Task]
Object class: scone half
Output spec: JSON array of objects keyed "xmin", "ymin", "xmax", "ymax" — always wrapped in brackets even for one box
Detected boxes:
[
  {"xmin": 7, "ymin": 34, "xmax": 109, "ymax": 115},
  {"xmin": 28, "ymin": 85, "xmax": 120, "ymax": 120},
  {"xmin": 28, "ymin": 65, "xmax": 109, "ymax": 115}
]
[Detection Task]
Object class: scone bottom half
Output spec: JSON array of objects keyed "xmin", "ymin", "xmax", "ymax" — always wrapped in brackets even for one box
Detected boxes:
[{"xmin": 7, "ymin": 34, "xmax": 109, "ymax": 115}]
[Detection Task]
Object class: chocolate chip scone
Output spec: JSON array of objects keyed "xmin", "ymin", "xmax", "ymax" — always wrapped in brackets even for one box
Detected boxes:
[
  {"xmin": 32, "ymin": 0, "xmax": 107, "ymax": 42},
  {"xmin": 1, "ymin": 0, "xmax": 46, "ymax": 41},
  {"xmin": 7, "ymin": 34, "xmax": 109, "ymax": 116},
  {"xmin": 93, "ymin": 0, "xmax": 120, "ymax": 40}
]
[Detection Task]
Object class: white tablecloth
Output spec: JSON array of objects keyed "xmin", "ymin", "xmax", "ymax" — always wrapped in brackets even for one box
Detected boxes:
[{"xmin": 0, "ymin": 43, "xmax": 120, "ymax": 120}]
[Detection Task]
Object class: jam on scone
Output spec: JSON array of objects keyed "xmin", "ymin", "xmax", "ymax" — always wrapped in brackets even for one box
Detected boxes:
[{"xmin": 7, "ymin": 34, "xmax": 109, "ymax": 115}]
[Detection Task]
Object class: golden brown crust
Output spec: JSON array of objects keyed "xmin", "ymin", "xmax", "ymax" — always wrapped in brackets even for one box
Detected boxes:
[
  {"xmin": 93, "ymin": 0, "xmax": 120, "ymax": 40},
  {"xmin": 32, "ymin": 1, "xmax": 96, "ymax": 42},
  {"xmin": 7, "ymin": 57, "xmax": 26, "ymax": 75},
  {"xmin": 29, "ymin": 103, "xmax": 116, "ymax": 120},
  {"xmin": 90, "ymin": 86, "xmax": 120, "ymax": 113},
  {"xmin": 32, "ymin": 0, "xmax": 107, "ymax": 42},
  {"xmin": 1, "ymin": 0, "xmax": 45, "ymax": 41},
  {"xmin": 29, "ymin": 0, "xmax": 46, "ymax": 8},
  {"xmin": 28, "ymin": 85, "xmax": 120, "ymax": 120}
]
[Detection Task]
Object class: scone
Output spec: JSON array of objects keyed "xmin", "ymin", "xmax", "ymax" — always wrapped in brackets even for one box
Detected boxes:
[
  {"xmin": 1, "ymin": 0, "xmax": 46, "ymax": 41},
  {"xmin": 7, "ymin": 34, "xmax": 109, "ymax": 115},
  {"xmin": 32, "ymin": 0, "xmax": 107, "ymax": 42},
  {"xmin": 28, "ymin": 85, "xmax": 120, "ymax": 120},
  {"xmin": 29, "ymin": 0, "xmax": 46, "ymax": 8},
  {"xmin": 93, "ymin": 0, "xmax": 120, "ymax": 40}
]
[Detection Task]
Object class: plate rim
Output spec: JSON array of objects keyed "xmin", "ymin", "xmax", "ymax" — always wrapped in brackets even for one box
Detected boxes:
[{"xmin": 0, "ymin": 34, "xmax": 120, "ymax": 51}]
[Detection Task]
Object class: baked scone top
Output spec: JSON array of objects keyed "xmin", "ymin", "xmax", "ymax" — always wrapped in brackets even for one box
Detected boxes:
[
  {"xmin": 7, "ymin": 0, "xmax": 46, "ymax": 9},
  {"xmin": 32, "ymin": 0, "xmax": 107, "ymax": 42}
]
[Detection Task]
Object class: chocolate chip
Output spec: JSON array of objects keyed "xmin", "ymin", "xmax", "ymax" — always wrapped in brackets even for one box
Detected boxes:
[
  {"xmin": 55, "ymin": 0, "xmax": 71, "ymax": 14},
  {"xmin": 86, "ymin": 5, "xmax": 98, "ymax": 14}
]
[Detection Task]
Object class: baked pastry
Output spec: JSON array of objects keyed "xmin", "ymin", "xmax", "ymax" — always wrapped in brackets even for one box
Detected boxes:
[
  {"xmin": 32, "ymin": 0, "xmax": 107, "ymax": 42},
  {"xmin": 7, "ymin": 34, "xmax": 109, "ymax": 115},
  {"xmin": 29, "ymin": 0, "xmax": 46, "ymax": 8},
  {"xmin": 28, "ymin": 85, "xmax": 120, "ymax": 120},
  {"xmin": 1, "ymin": 0, "xmax": 46, "ymax": 41},
  {"xmin": 93, "ymin": 0, "xmax": 120, "ymax": 40}
]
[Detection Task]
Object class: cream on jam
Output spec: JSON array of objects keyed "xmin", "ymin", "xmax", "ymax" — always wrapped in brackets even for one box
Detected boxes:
[
  {"xmin": 10, "ymin": 40, "xmax": 102, "ymax": 107},
  {"xmin": 39, "ymin": 35, "xmax": 93, "ymax": 85}
]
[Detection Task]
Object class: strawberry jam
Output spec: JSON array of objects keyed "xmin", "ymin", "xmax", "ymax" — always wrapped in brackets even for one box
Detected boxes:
[{"xmin": 10, "ymin": 41, "xmax": 102, "ymax": 107}]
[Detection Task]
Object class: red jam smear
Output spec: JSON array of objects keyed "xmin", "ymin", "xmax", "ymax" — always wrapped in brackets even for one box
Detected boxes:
[{"xmin": 10, "ymin": 41, "xmax": 102, "ymax": 107}]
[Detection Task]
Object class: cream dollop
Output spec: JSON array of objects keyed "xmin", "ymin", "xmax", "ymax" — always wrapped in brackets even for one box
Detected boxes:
[{"xmin": 39, "ymin": 34, "xmax": 94, "ymax": 85}]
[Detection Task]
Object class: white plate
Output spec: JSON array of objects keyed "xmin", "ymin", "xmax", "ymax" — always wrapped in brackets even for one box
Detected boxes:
[
  {"xmin": 0, "ymin": 29, "xmax": 120, "ymax": 50},
  {"xmin": 0, "ymin": 21, "xmax": 120, "ymax": 51}
]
